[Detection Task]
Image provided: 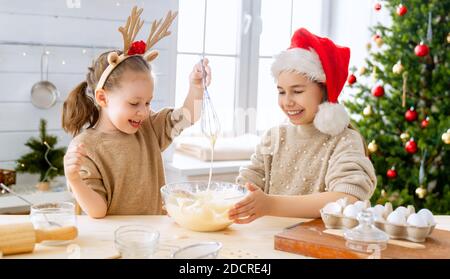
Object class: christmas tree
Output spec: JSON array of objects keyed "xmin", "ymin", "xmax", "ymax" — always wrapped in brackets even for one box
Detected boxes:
[
  {"xmin": 15, "ymin": 119, "xmax": 66, "ymax": 182},
  {"xmin": 345, "ymin": 0, "xmax": 450, "ymax": 214}
]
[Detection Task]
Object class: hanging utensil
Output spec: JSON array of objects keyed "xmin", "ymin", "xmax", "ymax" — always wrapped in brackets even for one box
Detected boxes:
[{"xmin": 30, "ymin": 51, "xmax": 59, "ymax": 109}]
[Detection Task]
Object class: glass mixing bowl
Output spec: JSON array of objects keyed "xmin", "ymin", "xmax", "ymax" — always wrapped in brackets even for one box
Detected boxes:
[
  {"xmin": 161, "ymin": 181, "xmax": 248, "ymax": 232},
  {"xmin": 29, "ymin": 202, "xmax": 77, "ymax": 246},
  {"xmin": 114, "ymin": 225, "xmax": 160, "ymax": 259}
]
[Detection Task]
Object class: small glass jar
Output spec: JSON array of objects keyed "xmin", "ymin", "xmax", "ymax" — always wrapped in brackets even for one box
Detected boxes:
[
  {"xmin": 115, "ymin": 225, "xmax": 160, "ymax": 259},
  {"xmin": 344, "ymin": 209, "xmax": 389, "ymax": 256},
  {"xmin": 29, "ymin": 202, "xmax": 77, "ymax": 246}
]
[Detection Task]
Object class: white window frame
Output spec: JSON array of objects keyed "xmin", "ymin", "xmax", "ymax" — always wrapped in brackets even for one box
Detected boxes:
[{"xmin": 174, "ymin": 0, "xmax": 331, "ymax": 135}]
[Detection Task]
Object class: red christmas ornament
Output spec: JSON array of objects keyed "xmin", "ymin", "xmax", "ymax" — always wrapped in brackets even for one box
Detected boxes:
[
  {"xmin": 347, "ymin": 74, "xmax": 357, "ymax": 85},
  {"xmin": 372, "ymin": 85, "xmax": 384, "ymax": 97},
  {"xmin": 414, "ymin": 42, "xmax": 429, "ymax": 57},
  {"xmin": 387, "ymin": 168, "xmax": 398, "ymax": 179},
  {"xmin": 372, "ymin": 34, "xmax": 381, "ymax": 41},
  {"xmin": 127, "ymin": 40, "xmax": 147, "ymax": 55},
  {"xmin": 405, "ymin": 107, "xmax": 418, "ymax": 122},
  {"xmin": 421, "ymin": 117, "xmax": 429, "ymax": 128},
  {"xmin": 405, "ymin": 139, "xmax": 418, "ymax": 154},
  {"xmin": 396, "ymin": 4, "xmax": 408, "ymax": 16},
  {"xmin": 374, "ymin": 3, "xmax": 382, "ymax": 11}
]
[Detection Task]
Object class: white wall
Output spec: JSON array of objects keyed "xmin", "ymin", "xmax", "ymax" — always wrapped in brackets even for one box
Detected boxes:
[
  {"xmin": 328, "ymin": 0, "xmax": 391, "ymax": 70},
  {"xmin": 0, "ymin": 0, "xmax": 178, "ymax": 180}
]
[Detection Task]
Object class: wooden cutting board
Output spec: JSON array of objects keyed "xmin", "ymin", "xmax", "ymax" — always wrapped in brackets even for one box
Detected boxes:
[{"xmin": 274, "ymin": 219, "xmax": 450, "ymax": 259}]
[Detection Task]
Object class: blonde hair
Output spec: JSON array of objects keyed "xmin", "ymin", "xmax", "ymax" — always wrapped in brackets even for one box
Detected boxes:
[{"xmin": 62, "ymin": 51, "xmax": 151, "ymax": 136}]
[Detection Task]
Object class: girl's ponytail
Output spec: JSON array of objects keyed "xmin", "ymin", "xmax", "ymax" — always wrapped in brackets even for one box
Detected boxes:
[{"xmin": 62, "ymin": 81, "xmax": 99, "ymax": 136}]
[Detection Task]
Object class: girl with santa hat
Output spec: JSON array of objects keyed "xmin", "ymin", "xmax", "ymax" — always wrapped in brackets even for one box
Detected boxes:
[{"xmin": 231, "ymin": 28, "xmax": 377, "ymax": 223}]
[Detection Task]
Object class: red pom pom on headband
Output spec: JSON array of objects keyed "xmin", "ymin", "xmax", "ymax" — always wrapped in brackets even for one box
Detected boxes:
[{"xmin": 128, "ymin": 40, "xmax": 147, "ymax": 55}]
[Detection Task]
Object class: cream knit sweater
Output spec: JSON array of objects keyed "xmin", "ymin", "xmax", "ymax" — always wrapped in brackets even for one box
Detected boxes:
[{"xmin": 236, "ymin": 123, "xmax": 376, "ymax": 200}]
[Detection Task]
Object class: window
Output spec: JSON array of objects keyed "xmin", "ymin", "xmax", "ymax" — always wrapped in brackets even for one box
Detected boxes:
[
  {"xmin": 256, "ymin": 0, "xmax": 325, "ymax": 131},
  {"xmin": 175, "ymin": 0, "xmax": 327, "ymax": 135},
  {"xmin": 175, "ymin": 0, "xmax": 241, "ymax": 135}
]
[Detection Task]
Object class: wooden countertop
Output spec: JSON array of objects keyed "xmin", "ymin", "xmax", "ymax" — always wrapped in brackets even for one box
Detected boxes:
[
  {"xmin": 0, "ymin": 215, "xmax": 310, "ymax": 259},
  {"xmin": 1, "ymin": 215, "xmax": 449, "ymax": 259}
]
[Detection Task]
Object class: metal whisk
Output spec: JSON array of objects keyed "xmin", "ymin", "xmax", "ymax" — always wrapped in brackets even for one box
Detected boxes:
[{"xmin": 200, "ymin": 58, "xmax": 221, "ymax": 146}]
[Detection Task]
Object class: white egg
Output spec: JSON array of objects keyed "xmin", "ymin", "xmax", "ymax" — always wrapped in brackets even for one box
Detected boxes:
[
  {"xmin": 354, "ymin": 201, "xmax": 366, "ymax": 210},
  {"xmin": 407, "ymin": 213, "xmax": 428, "ymax": 227},
  {"xmin": 373, "ymin": 204, "xmax": 385, "ymax": 216},
  {"xmin": 343, "ymin": 204, "xmax": 360, "ymax": 218},
  {"xmin": 373, "ymin": 214, "xmax": 385, "ymax": 222},
  {"xmin": 417, "ymin": 208, "xmax": 435, "ymax": 226},
  {"xmin": 387, "ymin": 211, "xmax": 407, "ymax": 226},
  {"xmin": 336, "ymin": 198, "xmax": 348, "ymax": 208},
  {"xmin": 322, "ymin": 202, "xmax": 342, "ymax": 215},
  {"xmin": 394, "ymin": 206, "xmax": 408, "ymax": 216}
]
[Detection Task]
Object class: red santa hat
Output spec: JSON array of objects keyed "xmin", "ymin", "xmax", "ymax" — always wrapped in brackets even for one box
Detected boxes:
[{"xmin": 271, "ymin": 28, "xmax": 351, "ymax": 136}]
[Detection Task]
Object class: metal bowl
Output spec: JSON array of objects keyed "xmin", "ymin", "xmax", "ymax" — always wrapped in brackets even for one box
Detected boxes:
[{"xmin": 171, "ymin": 241, "xmax": 222, "ymax": 259}]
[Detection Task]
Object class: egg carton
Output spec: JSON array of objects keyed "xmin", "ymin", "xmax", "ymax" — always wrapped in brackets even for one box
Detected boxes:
[{"xmin": 320, "ymin": 199, "xmax": 436, "ymax": 243}]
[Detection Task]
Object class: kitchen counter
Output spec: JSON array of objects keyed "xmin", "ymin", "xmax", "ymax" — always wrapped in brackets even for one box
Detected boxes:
[
  {"xmin": 1, "ymin": 215, "xmax": 450, "ymax": 259},
  {"xmin": 0, "ymin": 215, "xmax": 309, "ymax": 259}
]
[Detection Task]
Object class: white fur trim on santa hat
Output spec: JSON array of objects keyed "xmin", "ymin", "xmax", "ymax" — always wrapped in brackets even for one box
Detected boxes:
[
  {"xmin": 271, "ymin": 48, "xmax": 326, "ymax": 82},
  {"xmin": 313, "ymin": 102, "xmax": 349, "ymax": 136}
]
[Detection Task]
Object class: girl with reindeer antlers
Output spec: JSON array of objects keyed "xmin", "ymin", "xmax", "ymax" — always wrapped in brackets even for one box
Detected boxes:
[{"xmin": 62, "ymin": 7, "xmax": 211, "ymax": 218}]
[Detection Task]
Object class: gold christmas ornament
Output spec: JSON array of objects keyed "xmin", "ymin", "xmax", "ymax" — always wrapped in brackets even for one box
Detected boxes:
[
  {"xmin": 366, "ymin": 42, "xmax": 372, "ymax": 51},
  {"xmin": 363, "ymin": 105, "xmax": 372, "ymax": 116},
  {"xmin": 371, "ymin": 67, "xmax": 378, "ymax": 82},
  {"xmin": 375, "ymin": 37, "xmax": 384, "ymax": 47},
  {"xmin": 447, "ymin": 33, "xmax": 450, "ymax": 44},
  {"xmin": 358, "ymin": 66, "xmax": 367, "ymax": 75},
  {"xmin": 400, "ymin": 132, "xmax": 410, "ymax": 142},
  {"xmin": 381, "ymin": 189, "xmax": 387, "ymax": 198},
  {"xmin": 368, "ymin": 140, "xmax": 378, "ymax": 153},
  {"xmin": 442, "ymin": 129, "xmax": 450, "ymax": 144},
  {"xmin": 415, "ymin": 186, "xmax": 427, "ymax": 199},
  {"xmin": 392, "ymin": 61, "xmax": 404, "ymax": 74}
]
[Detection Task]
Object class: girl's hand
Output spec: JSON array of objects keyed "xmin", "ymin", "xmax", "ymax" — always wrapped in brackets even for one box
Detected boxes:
[
  {"xmin": 64, "ymin": 143, "xmax": 86, "ymax": 182},
  {"xmin": 228, "ymin": 183, "xmax": 269, "ymax": 224},
  {"xmin": 189, "ymin": 58, "xmax": 211, "ymax": 90}
]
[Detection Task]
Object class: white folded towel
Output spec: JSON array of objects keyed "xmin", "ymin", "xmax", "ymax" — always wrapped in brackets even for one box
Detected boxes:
[{"xmin": 175, "ymin": 134, "xmax": 260, "ymax": 161}]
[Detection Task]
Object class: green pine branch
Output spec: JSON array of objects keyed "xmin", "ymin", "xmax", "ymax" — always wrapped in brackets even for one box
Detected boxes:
[{"xmin": 15, "ymin": 119, "xmax": 66, "ymax": 182}]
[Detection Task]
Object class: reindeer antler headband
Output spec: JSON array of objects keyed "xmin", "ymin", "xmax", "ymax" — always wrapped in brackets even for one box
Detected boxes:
[{"xmin": 95, "ymin": 6, "xmax": 178, "ymax": 92}]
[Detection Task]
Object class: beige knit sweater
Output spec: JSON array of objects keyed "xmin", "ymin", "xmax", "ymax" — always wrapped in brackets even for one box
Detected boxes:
[
  {"xmin": 236, "ymin": 123, "xmax": 376, "ymax": 200},
  {"xmin": 70, "ymin": 108, "xmax": 191, "ymax": 215}
]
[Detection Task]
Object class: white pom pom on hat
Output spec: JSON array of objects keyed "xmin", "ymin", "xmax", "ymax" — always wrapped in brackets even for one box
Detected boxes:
[
  {"xmin": 271, "ymin": 28, "xmax": 351, "ymax": 136},
  {"xmin": 314, "ymin": 102, "xmax": 350, "ymax": 136}
]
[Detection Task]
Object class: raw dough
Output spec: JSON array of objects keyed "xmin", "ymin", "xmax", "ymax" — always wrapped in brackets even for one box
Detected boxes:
[{"xmin": 166, "ymin": 189, "xmax": 244, "ymax": 232}]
